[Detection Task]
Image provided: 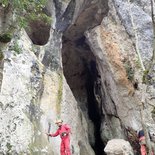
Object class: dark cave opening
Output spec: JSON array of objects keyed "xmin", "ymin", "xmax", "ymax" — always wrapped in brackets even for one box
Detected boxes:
[
  {"xmin": 62, "ymin": 35, "xmax": 105, "ymax": 155},
  {"xmin": 86, "ymin": 60, "xmax": 105, "ymax": 155},
  {"xmin": 25, "ymin": 8, "xmax": 51, "ymax": 46},
  {"xmin": 25, "ymin": 20, "xmax": 51, "ymax": 45}
]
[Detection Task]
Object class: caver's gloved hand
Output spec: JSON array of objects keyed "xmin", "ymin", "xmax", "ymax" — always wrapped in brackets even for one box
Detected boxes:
[{"xmin": 61, "ymin": 132, "xmax": 68, "ymax": 137}]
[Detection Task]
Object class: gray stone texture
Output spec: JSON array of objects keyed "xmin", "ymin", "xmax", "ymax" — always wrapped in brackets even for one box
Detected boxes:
[{"xmin": 0, "ymin": 0, "xmax": 155, "ymax": 154}]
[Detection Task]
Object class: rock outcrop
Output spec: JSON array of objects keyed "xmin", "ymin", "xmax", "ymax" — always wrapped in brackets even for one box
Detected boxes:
[
  {"xmin": 104, "ymin": 139, "xmax": 134, "ymax": 155},
  {"xmin": 0, "ymin": 0, "xmax": 155, "ymax": 154}
]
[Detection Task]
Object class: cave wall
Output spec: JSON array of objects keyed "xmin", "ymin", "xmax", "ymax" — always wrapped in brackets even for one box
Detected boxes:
[
  {"xmin": 0, "ymin": 29, "xmax": 95, "ymax": 155},
  {"xmin": 85, "ymin": 0, "xmax": 155, "ymax": 142},
  {"xmin": 62, "ymin": 0, "xmax": 155, "ymax": 153}
]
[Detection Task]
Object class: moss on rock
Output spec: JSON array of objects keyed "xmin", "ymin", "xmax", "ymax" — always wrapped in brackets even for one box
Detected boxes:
[
  {"xmin": 0, "ymin": 52, "xmax": 4, "ymax": 61},
  {"xmin": 56, "ymin": 72, "xmax": 63, "ymax": 115},
  {"xmin": 0, "ymin": 33, "xmax": 12, "ymax": 43},
  {"xmin": 6, "ymin": 142, "xmax": 12, "ymax": 152}
]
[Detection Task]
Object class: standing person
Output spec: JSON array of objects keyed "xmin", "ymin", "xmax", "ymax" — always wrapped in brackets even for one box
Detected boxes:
[
  {"xmin": 138, "ymin": 130, "xmax": 147, "ymax": 155},
  {"xmin": 47, "ymin": 119, "xmax": 71, "ymax": 155}
]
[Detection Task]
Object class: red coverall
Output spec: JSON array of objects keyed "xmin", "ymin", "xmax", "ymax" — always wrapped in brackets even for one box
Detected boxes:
[
  {"xmin": 138, "ymin": 130, "xmax": 154, "ymax": 155},
  {"xmin": 139, "ymin": 136, "xmax": 147, "ymax": 155},
  {"xmin": 49, "ymin": 124, "xmax": 71, "ymax": 155}
]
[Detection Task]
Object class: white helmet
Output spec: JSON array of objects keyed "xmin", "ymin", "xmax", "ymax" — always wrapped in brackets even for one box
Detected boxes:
[{"xmin": 55, "ymin": 119, "xmax": 63, "ymax": 124}]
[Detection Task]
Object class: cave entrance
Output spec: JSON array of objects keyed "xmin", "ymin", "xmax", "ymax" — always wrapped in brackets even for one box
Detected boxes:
[
  {"xmin": 25, "ymin": 19, "xmax": 51, "ymax": 45},
  {"xmin": 86, "ymin": 60, "xmax": 105, "ymax": 154},
  {"xmin": 62, "ymin": 35, "xmax": 105, "ymax": 155},
  {"xmin": 61, "ymin": 1, "xmax": 109, "ymax": 153},
  {"xmin": 25, "ymin": 8, "xmax": 51, "ymax": 46}
]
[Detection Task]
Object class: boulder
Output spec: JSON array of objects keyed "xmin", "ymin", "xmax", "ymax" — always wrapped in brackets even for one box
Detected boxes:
[{"xmin": 104, "ymin": 139, "xmax": 134, "ymax": 155}]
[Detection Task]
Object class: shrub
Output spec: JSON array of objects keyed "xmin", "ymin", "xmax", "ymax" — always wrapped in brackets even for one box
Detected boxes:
[
  {"xmin": 1, "ymin": 0, "xmax": 50, "ymax": 28},
  {"xmin": 0, "ymin": 33, "xmax": 12, "ymax": 43}
]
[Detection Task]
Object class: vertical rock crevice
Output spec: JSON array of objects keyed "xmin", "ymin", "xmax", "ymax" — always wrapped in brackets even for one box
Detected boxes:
[
  {"xmin": 62, "ymin": 35, "xmax": 105, "ymax": 154},
  {"xmin": 86, "ymin": 60, "xmax": 105, "ymax": 154},
  {"xmin": 61, "ymin": 0, "xmax": 109, "ymax": 154}
]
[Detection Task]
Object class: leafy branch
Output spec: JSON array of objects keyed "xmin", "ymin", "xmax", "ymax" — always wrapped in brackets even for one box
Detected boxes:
[{"xmin": 0, "ymin": 0, "xmax": 50, "ymax": 28}]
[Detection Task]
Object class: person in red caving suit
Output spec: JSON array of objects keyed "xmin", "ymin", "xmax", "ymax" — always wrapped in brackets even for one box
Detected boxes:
[{"xmin": 47, "ymin": 119, "xmax": 71, "ymax": 155}]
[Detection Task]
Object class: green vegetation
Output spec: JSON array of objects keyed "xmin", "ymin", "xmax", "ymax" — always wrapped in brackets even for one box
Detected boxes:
[
  {"xmin": 135, "ymin": 58, "xmax": 141, "ymax": 68},
  {"xmin": 56, "ymin": 72, "xmax": 63, "ymax": 115},
  {"xmin": 13, "ymin": 42, "xmax": 21, "ymax": 54},
  {"xmin": 151, "ymin": 107, "xmax": 155, "ymax": 114},
  {"xmin": 0, "ymin": 52, "xmax": 4, "ymax": 61},
  {"xmin": 142, "ymin": 70, "xmax": 149, "ymax": 84},
  {"xmin": 26, "ymin": 12, "xmax": 52, "ymax": 26},
  {"xmin": 0, "ymin": 33, "xmax": 12, "ymax": 43},
  {"xmin": 1, "ymin": 0, "xmax": 47, "ymax": 12},
  {"xmin": 1, "ymin": 0, "xmax": 50, "ymax": 28},
  {"xmin": 6, "ymin": 142, "xmax": 12, "ymax": 152},
  {"xmin": 124, "ymin": 61, "xmax": 134, "ymax": 81},
  {"xmin": 10, "ymin": 41, "xmax": 21, "ymax": 54}
]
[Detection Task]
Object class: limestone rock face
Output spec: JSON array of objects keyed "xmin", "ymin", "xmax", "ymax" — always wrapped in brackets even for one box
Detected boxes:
[
  {"xmin": 0, "ymin": 29, "xmax": 95, "ymax": 154},
  {"xmin": 0, "ymin": 0, "xmax": 155, "ymax": 154},
  {"xmin": 85, "ymin": 0, "xmax": 155, "ymax": 135},
  {"xmin": 104, "ymin": 139, "xmax": 134, "ymax": 155},
  {"xmin": 0, "ymin": 30, "xmax": 54, "ymax": 154},
  {"xmin": 113, "ymin": 0, "xmax": 153, "ymax": 63}
]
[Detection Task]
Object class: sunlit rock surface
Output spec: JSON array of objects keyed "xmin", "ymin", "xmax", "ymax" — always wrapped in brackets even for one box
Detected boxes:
[{"xmin": 0, "ymin": 0, "xmax": 155, "ymax": 154}]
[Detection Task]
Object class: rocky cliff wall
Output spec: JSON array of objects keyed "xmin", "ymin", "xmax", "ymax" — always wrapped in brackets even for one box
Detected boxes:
[{"xmin": 0, "ymin": 0, "xmax": 155, "ymax": 155}]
